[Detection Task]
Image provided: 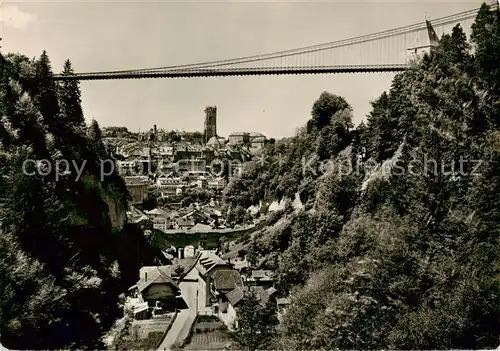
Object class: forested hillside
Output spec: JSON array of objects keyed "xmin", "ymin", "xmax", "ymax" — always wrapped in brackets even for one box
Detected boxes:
[
  {"xmin": 0, "ymin": 53, "xmax": 163, "ymax": 349},
  {"xmin": 224, "ymin": 4, "xmax": 500, "ymax": 349}
]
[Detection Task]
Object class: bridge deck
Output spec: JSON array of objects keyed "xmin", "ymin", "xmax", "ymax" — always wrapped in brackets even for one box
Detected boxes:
[{"xmin": 53, "ymin": 64, "xmax": 408, "ymax": 80}]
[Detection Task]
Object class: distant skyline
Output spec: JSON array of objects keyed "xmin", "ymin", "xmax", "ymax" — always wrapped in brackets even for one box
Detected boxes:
[{"xmin": 1, "ymin": 0, "xmax": 485, "ymax": 138}]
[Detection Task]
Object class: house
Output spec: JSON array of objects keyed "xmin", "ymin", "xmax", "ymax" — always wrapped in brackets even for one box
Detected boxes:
[
  {"xmin": 145, "ymin": 208, "xmax": 170, "ymax": 232},
  {"xmin": 124, "ymin": 296, "xmax": 150, "ymax": 320},
  {"xmin": 249, "ymin": 132, "xmax": 266, "ymax": 149},
  {"xmin": 183, "ymin": 209, "xmax": 214, "ymax": 226},
  {"xmin": 245, "ymin": 270, "xmax": 274, "ymax": 289},
  {"xmin": 207, "ymin": 177, "xmax": 226, "ymax": 190},
  {"xmin": 228, "ymin": 132, "xmax": 250, "ymax": 145},
  {"xmin": 117, "ymin": 160, "xmax": 136, "ymax": 175},
  {"xmin": 211, "ymin": 269, "xmax": 244, "ymax": 313},
  {"xmin": 176, "ymin": 217, "xmax": 195, "ymax": 230},
  {"xmin": 128, "ymin": 266, "xmax": 183, "ymax": 316},
  {"xmin": 187, "ymin": 252, "xmax": 234, "ymax": 308}
]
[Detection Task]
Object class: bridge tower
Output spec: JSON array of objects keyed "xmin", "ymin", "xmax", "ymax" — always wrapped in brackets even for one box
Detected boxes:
[
  {"xmin": 425, "ymin": 19, "xmax": 440, "ymax": 50},
  {"xmin": 406, "ymin": 19, "xmax": 439, "ymax": 62}
]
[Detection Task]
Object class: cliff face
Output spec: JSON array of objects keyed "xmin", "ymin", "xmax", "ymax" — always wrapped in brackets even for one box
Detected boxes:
[{"xmin": 105, "ymin": 196, "xmax": 127, "ymax": 231}]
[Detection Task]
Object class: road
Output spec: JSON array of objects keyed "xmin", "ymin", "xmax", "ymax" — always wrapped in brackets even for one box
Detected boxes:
[{"xmin": 158, "ymin": 279, "xmax": 199, "ymax": 350}]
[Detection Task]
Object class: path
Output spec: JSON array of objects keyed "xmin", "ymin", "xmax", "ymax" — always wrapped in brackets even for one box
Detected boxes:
[
  {"xmin": 158, "ymin": 278, "xmax": 199, "ymax": 350},
  {"xmin": 158, "ymin": 308, "xmax": 196, "ymax": 350}
]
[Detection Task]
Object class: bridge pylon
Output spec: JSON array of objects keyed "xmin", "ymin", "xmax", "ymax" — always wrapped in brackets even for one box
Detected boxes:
[
  {"xmin": 425, "ymin": 19, "xmax": 440, "ymax": 49},
  {"xmin": 406, "ymin": 18, "xmax": 439, "ymax": 63}
]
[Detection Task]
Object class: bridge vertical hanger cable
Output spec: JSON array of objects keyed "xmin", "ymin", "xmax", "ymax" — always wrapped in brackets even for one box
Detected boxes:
[
  {"xmin": 51, "ymin": 4, "xmax": 497, "ymax": 80},
  {"xmin": 90, "ymin": 5, "xmax": 487, "ymax": 75}
]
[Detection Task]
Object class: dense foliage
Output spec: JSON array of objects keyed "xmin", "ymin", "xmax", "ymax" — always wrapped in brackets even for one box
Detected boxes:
[
  {"xmin": 227, "ymin": 4, "xmax": 500, "ymax": 349},
  {"xmin": 229, "ymin": 293, "xmax": 278, "ymax": 351},
  {"xmin": 0, "ymin": 53, "xmax": 163, "ymax": 349}
]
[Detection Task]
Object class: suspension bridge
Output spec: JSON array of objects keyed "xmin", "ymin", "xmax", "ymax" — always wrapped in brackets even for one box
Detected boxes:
[{"xmin": 53, "ymin": 2, "xmax": 499, "ymax": 81}]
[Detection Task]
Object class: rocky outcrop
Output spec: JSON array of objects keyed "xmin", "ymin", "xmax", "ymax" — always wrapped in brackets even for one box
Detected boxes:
[{"xmin": 105, "ymin": 196, "xmax": 127, "ymax": 231}]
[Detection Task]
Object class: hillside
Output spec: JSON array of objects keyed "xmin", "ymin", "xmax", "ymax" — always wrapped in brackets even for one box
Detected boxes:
[
  {"xmin": 0, "ymin": 53, "xmax": 164, "ymax": 349},
  {"xmin": 223, "ymin": 4, "xmax": 500, "ymax": 349}
]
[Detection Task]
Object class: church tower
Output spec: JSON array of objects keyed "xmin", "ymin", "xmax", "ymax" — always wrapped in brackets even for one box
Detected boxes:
[{"xmin": 204, "ymin": 106, "xmax": 217, "ymax": 143}]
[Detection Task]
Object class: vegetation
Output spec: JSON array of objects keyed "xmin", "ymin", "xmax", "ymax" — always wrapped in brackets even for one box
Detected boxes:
[
  {"xmin": 0, "ymin": 53, "xmax": 164, "ymax": 349},
  {"xmin": 226, "ymin": 4, "xmax": 500, "ymax": 349},
  {"xmin": 229, "ymin": 293, "xmax": 278, "ymax": 351},
  {"xmin": 113, "ymin": 330, "xmax": 166, "ymax": 351}
]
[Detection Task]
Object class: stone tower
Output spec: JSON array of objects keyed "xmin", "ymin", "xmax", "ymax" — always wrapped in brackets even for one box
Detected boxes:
[{"xmin": 204, "ymin": 106, "xmax": 217, "ymax": 143}]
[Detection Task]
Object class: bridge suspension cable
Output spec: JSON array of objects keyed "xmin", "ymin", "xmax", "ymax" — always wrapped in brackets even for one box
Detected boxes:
[{"xmin": 52, "ymin": 3, "xmax": 497, "ymax": 80}]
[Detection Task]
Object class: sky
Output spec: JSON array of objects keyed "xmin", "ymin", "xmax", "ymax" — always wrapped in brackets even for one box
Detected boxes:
[{"xmin": 0, "ymin": 0, "xmax": 488, "ymax": 138}]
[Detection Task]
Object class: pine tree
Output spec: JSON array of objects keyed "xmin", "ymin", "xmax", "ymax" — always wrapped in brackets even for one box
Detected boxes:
[
  {"xmin": 34, "ymin": 51, "xmax": 60, "ymax": 131},
  {"xmin": 11, "ymin": 87, "xmax": 48, "ymax": 157},
  {"xmin": 435, "ymin": 25, "xmax": 471, "ymax": 68},
  {"xmin": 471, "ymin": 3, "xmax": 500, "ymax": 81},
  {"xmin": 58, "ymin": 59, "xmax": 85, "ymax": 128}
]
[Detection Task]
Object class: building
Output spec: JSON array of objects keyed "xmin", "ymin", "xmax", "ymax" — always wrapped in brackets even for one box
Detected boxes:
[
  {"xmin": 204, "ymin": 106, "xmax": 217, "ymax": 144},
  {"xmin": 128, "ymin": 266, "xmax": 183, "ymax": 315},
  {"xmin": 245, "ymin": 270, "xmax": 275, "ymax": 289},
  {"xmin": 228, "ymin": 132, "xmax": 250, "ymax": 145},
  {"xmin": 175, "ymin": 217, "xmax": 195, "ymax": 230},
  {"xmin": 184, "ymin": 245, "xmax": 196, "ymax": 258},
  {"xmin": 145, "ymin": 208, "xmax": 170, "ymax": 232},
  {"xmin": 249, "ymin": 132, "xmax": 266, "ymax": 149},
  {"xmin": 206, "ymin": 136, "xmax": 222, "ymax": 150},
  {"xmin": 207, "ymin": 177, "xmax": 226, "ymax": 190},
  {"xmin": 190, "ymin": 252, "xmax": 234, "ymax": 308},
  {"xmin": 156, "ymin": 176, "xmax": 189, "ymax": 197},
  {"xmin": 124, "ymin": 176, "xmax": 149, "ymax": 206},
  {"xmin": 117, "ymin": 160, "xmax": 136, "ymax": 175}
]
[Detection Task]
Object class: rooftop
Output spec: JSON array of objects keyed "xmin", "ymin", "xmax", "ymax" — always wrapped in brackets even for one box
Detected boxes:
[
  {"xmin": 132, "ymin": 266, "xmax": 179, "ymax": 293},
  {"xmin": 195, "ymin": 251, "xmax": 230, "ymax": 276},
  {"xmin": 212, "ymin": 269, "xmax": 244, "ymax": 291},
  {"xmin": 145, "ymin": 208, "xmax": 169, "ymax": 216}
]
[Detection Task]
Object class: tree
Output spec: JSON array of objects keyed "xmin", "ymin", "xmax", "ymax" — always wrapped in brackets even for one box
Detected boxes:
[
  {"xmin": 0, "ymin": 52, "xmax": 153, "ymax": 350},
  {"xmin": 230, "ymin": 292, "xmax": 278, "ymax": 351},
  {"xmin": 471, "ymin": 3, "xmax": 500, "ymax": 81},
  {"xmin": 88, "ymin": 119, "xmax": 107, "ymax": 157},
  {"xmin": 58, "ymin": 59, "xmax": 85, "ymax": 128},
  {"xmin": 310, "ymin": 92, "xmax": 350, "ymax": 131},
  {"xmin": 34, "ymin": 51, "xmax": 60, "ymax": 136},
  {"xmin": 365, "ymin": 91, "xmax": 396, "ymax": 162},
  {"xmin": 220, "ymin": 6, "xmax": 500, "ymax": 350}
]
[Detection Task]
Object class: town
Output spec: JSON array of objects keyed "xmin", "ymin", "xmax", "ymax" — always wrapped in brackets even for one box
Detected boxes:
[
  {"xmin": 107, "ymin": 106, "xmax": 273, "ymax": 232},
  {"xmin": 102, "ymin": 106, "xmax": 290, "ymax": 350},
  {"xmin": 2, "ymin": 1, "xmax": 500, "ymax": 350}
]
